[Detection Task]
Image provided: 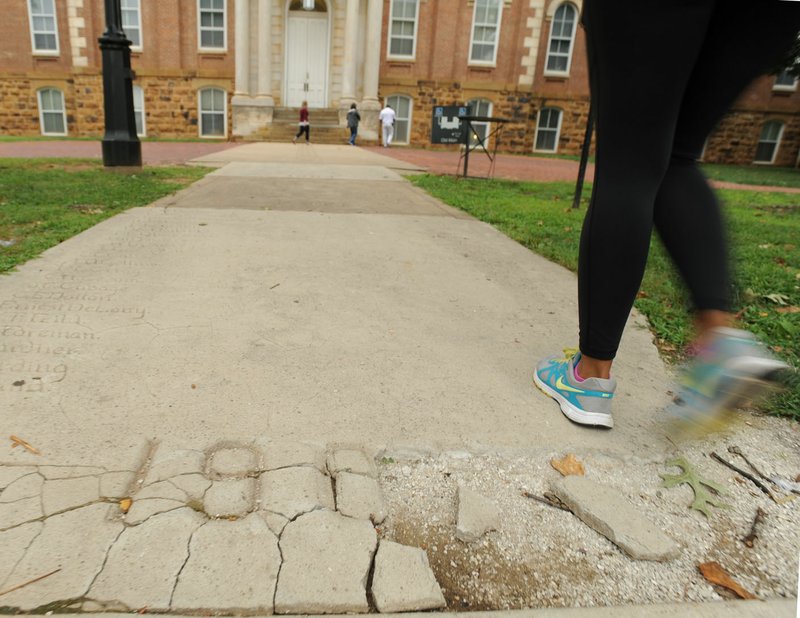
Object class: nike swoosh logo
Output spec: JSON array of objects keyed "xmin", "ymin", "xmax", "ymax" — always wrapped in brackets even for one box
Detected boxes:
[{"xmin": 556, "ymin": 376, "xmax": 586, "ymax": 394}]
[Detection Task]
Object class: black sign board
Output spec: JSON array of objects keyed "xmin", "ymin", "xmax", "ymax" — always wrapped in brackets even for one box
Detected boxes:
[{"xmin": 431, "ymin": 105, "xmax": 470, "ymax": 144}]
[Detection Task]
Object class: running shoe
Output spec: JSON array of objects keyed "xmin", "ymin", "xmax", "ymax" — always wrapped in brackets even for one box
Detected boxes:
[
  {"xmin": 534, "ymin": 350, "xmax": 616, "ymax": 428},
  {"xmin": 666, "ymin": 327, "xmax": 790, "ymax": 437}
]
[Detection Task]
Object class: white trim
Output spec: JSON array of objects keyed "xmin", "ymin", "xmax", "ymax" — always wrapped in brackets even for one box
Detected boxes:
[
  {"xmin": 133, "ymin": 84, "xmax": 146, "ymax": 137},
  {"xmin": 37, "ymin": 88, "xmax": 67, "ymax": 136},
  {"xmin": 773, "ymin": 70, "xmax": 798, "ymax": 92},
  {"xmin": 198, "ymin": 87, "xmax": 228, "ymax": 139},
  {"xmin": 543, "ymin": 2, "xmax": 578, "ymax": 77},
  {"xmin": 121, "ymin": 0, "xmax": 143, "ymax": 51},
  {"xmin": 533, "ymin": 107, "xmax": 562, "ymax": 153},
  {"xmin": 283, "ymin": 0, "xmax": 331, "ymax": 108},
  {"xmin": 468, "ymin": 0, "xmax": 502, "ymax": 67},
  {"xmin": 386, "ymin": 0, "xmax": 420, "ymax": 61},
  {"xmin": 197, "ymin": 0, "xmax": 228, "ymax": 52},
  {"xmin": 27, "ymin": 0, "xmax": 60, "ymax": 55},
  {"xmin": 753, "ymin": 120, "xmax": 784, "ymax": 165},
  {"xmin": 386, "ymin": 94, "xmax": 413, "ymax": 145}
]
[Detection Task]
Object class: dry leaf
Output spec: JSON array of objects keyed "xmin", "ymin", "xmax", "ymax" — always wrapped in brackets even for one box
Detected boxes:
[
  {"xmin": 9, "ymin": 436, "xmax": 41, "ymax": 455},
  {"xmin": 120, "ymin": 498, "xmax": 132, "ymax": 514},
  {"xmin": 776, "ymin": 306, "xmax": 800, "ymax": 314},
  {"xmin": 698, "ymin": 561, "xmax": 757, "ymax": 600},
  {"xmin": 550, "ymin": 454, "xmax": 585, "ymax": 477}
]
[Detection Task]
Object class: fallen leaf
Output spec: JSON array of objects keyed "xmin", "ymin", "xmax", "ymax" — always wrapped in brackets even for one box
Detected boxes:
[
  {"xmin": 763, "ymin": 293, "xmax": 790, "ymax": 305},
  {"xmin": 637, "ymin": 291, "xmax": 649, "ymax": 299},
  {"xmin": 550, "ymin": 454, "xmax": 585, "ymax": 477},
  {"xmin": 9, "ymin": 436, "xmax": 41, "ymax": 455},
  {"xmin": 776, "ymin": 306, "xmax": 800, "ymax": 314},
  {"xmin": 119, "ymin": 498, "xmax": 132, "ymax": 513},
  {"xmin": 661, "ymin": 458, "xmax": 728, "ymax": 518},
  {"xmin": 759, "ymin": 312, "xmax": 769, "ymax": 317},
  {"xmin": 698, "ymin": 561, "xmax": 757, "ymax": 600},
  {"xmin": 771, "ymin": 346, "xmax": 784, "ymax": 353},
  {"xmin": 537, "ymin": 220, "xmax": 544, "ymax": 226}
]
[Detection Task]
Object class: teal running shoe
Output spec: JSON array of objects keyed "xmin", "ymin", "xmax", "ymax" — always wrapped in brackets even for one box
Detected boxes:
[
  {"xmin": 667, "ymin": 327, "xmax": 790, "ymax": 437},
  {"xmin": 534, "ymin": 350, "xmax": 616, "ymax": 428}
]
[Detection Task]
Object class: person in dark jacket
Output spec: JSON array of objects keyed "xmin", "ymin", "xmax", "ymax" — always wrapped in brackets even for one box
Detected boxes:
[
  {"xmin": 346, "ymin": 103, "xmax": 361, "ymax": 146},
  {"xmin": 293, "ymin": 101, "xmax": 309, "ymax": 144}
]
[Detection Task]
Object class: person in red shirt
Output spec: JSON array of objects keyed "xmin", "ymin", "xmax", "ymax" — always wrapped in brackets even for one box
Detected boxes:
[{"xmin": 293, "ymin": 101, "xmax": 310, "ymax": 144}]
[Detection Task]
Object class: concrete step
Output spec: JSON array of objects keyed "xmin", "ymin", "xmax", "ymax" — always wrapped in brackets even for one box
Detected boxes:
[
  {"xmin": 245, "ymin": 124, "xmax": 371, "ymax": 145},
  {"xmin": 273, "ymin": 107, "xmax": 341, "ymax": 125}
]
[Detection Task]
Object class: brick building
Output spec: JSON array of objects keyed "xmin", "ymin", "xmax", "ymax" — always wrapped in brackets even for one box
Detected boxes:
[{"xmin": 2, "ymin": 0, "xmax": 799, "ymax": 165}]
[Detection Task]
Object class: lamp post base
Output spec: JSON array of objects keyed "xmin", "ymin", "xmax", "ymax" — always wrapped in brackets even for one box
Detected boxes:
[{"xmin": 102, "ymin": 138, "xmax": 142, "ymax": 169}]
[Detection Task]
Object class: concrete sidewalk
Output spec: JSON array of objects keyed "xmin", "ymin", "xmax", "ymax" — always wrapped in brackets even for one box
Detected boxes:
[{"xmin": 1, "ymin": 143, "xmax": 797, "ymax": 615}]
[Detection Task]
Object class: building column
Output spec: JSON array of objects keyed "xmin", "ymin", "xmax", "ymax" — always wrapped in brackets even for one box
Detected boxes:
[
  {"xmin": 234, "ymin": 0, "xmax": 251, "ymax": 95},
  {"xmin": 362, "ymin": 0, "xmax": 383, "ymax": 104},
  {"xmin": 341, "ymin": 0, "xmax": 360, "ymax": 102},
  {"xmin": 257, "ymin": 0, "xmax": 273, "ymax": 102}
]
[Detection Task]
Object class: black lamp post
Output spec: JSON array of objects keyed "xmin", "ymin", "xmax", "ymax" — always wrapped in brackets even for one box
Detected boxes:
[{"xmin": 99, "ymin": 0, "xmax": 141, "ymax": 168}]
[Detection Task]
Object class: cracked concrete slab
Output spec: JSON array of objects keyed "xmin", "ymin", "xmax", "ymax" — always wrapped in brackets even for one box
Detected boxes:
[
  {"xmin": 208, "ymin": 447, "xmax": 257, "ymax": 477},
  {"xmin": 90, "ymin": 507, "xmax": 206, "ymax": 610},
  {"xmin": 42, "ymin": 476, "xmax": 100, "ymax": 516},
  {"xmin": 456, "ymin": 487, "xmax": 500, "ymax": 543},
  {"xmin": 275, "ymin": 509, "xmax": 377, "ymax": 614},
  {"xmin": 0, "ymin": 467, "xmax": 37, "ymax": 490},
  {"xmin": 336, "ymin": 472, "xmax": 387, "ymax": 524},
  {"xmin": 0, "ymin": 520, "xmax": 42, "ymax": 588},
  {"xmin": 255, "ymin": 439, "xmax": 327, "ymax": 472},
  {"xmin": 327, "ymin": 450, "xmax": 377, "ymax": 478},
  {"xmin": 144, "ymin": 450, "xmax": 205, "ymax": 485},
  {"xmin": 260, "ymin": 466, "xmax": 335, "ymax": 520},
  {"xmin": 2, "ymin": 503, "xmax": 122, "ymax": 610},
  {"xmin": 371, "ymin": 540, "xmax": 446, "ymax": 612},
  {"xmin": 203, "ymin": 478, "xmax": 256, "ymax": 518},
  {"xmin": 0, "ymin": 473, "xmax": 43, "ymax": 503},
  {"xmin": 172, "ymin": 514, "xmax": 280, "ymax": 611},
  {"xmin": 0, "ymin": 495, "xmax": 43, "ymax": 530},
  {"xmin": 99, "ymin": 471, "xmax": 135, "ymax": 499},
  {"xmin": 168, "ymin": 473, "xmax": 212, "ymax": 500},
  {"xmin": 124, "ymin": 498, "xmax": 186, "ymax": 526}
]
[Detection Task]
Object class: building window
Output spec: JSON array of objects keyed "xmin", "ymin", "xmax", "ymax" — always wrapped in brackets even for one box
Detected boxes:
[
  {"xmin": 774, "ymin": 69, "xmax": 798, "ymax": 91},
  {"xmin": 28, "ymin": 0, "xmax": 59, "ymax": 54},
  {"xmin": 754, "ymin": 120, "xmax": 784, "ymax": 164},
  {"xmin": 386, "ymin": 94, "xmax": 412, "ymax": 144},
  {"xmin": 199, "ymin": 88, "xmax": 227, "ymax": 138},
  {"xmin": 467, "ymin": 98, "xmax": 492, "ymax": 148},
  {"xmin": 198, "ymin": 0, "xmax": 226, "ymax": 50},
  {"xmin": 469, "ymin": 0, "xmax": 502, "ymax": 65},
  {"xmin": 388, "ymin": 0, "xmax": 419, "ymax": 58},
  {"xmin": 37, "ymin": 88, "xmax": 67, "ymax": 136},
  {"xmin": 545, "ymin": 3, "xmax": 577, "ymax": 74},
  {"xmin": 121, "ymin": 0, "xmax": 142, "ymax": 49},
  {"xmin": 133, "ymin": 85, "xmax": 146, "ymax": 137},
  {"xmin": 534, "ymin": 107, "xmax": 562, "ymax": 152}
]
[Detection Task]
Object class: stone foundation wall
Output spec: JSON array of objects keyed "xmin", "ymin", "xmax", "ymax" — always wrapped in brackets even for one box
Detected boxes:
[
  {"xmin": 0, "ymin": 73, "xmax": 234, "ymax": 139},
  {"xmin": 705, "ymin": 110, "xmax": 800, "ymax": 167}
]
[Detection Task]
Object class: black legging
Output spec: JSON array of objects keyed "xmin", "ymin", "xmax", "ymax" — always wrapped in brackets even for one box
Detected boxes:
[
  {"xmin": 579, "ymin": 0, "xmax": 800, "ymax": 360},
  {"xmin": 295, "ymin": 125, "xmax": 310, "ymax": 141}
]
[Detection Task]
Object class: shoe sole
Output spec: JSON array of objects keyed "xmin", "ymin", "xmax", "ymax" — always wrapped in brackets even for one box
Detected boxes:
[{"xmin": 533, "ymin": 372, "xmax": 613, "ymax": 428}]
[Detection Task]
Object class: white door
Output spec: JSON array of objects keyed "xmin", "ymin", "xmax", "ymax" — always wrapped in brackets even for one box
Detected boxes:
[{"xmin": 286, "ymin": 14, "xmax": 328, "ymax": 108}]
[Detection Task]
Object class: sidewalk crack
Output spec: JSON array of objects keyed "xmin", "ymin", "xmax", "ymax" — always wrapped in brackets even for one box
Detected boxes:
[{"xmin": 170, "ymin": 522, "xmax": 202, "ymax": 608}]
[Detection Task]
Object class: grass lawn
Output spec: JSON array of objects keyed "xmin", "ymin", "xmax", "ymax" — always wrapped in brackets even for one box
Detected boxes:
[
  {"xmin": 0, "ymin": 158, "xmax": 209, "ymax": 273},
  {"xmin": 411, "ymin": 174, "xmax": 800, "ymax": 418},
  {"xmin": 700, "ymin": 163, "xmax": 800, "ymax": 188}
]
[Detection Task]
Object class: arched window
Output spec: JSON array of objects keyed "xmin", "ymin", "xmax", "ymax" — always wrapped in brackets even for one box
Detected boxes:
[
  {"xmin": 534, "ymin": 107, "xmax": 562, "ymax": 152},
  {"xmin": 37, "ymin": 88, "xmax": 66, "ymax": 135},
  {"xmin": 132, "ymin": 85, "xmax": 145, "ymax": 137},
  {"xmin": 199, "ymin": 87, "xmax": 227, "ymax": 138},
  {"xmin": 545, "ymin": 3, "xmax": 578, "ymax": 75},
  {"xmin": 754, "ymin": 120, "xmax": 784, "ymax": 164},
  {"xmin": 467, "ymin": 98, "xmax": 492, "ymax": 148},
  {"xmin": 386, "ymin": 94, "xmax": 412, "ymax": 144}
]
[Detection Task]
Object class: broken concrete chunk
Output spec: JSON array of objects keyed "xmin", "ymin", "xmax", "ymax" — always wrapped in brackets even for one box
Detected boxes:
[
  {"xmin": 42, "ymin": 476, "xmax": 100, "ymax": 516},
  {"xmin": 143, "ymin": 449, "xmax": 204, "ymax": 484},
  {"xmin": 456, "ymin": 486, "xmax": 499, "ymax": 543},
  {"xmin": 275, "ymin": 510, "xmax": 377, "ymax": 614},
  {"xmin": 208, "ymin": 447, "xmax": 257, "ymax": 478},
  {"xmin": 551, "ymin": 475, "xmax": 680, "ymax": 561},
  {"xmin": 172, "ymin": 514, "xmax": 280, "ymax": 611},
  {"xmin": 90, "ymin": 508, "xmax": 205, "ymax": 610},
  {"xmin": 259, "ymin": 466, "xmax": 334, "ymax": 520},
  {"xmin": 255, "ymin": 438, "xmax": 326, "ymax": 472},
  {"xmin": 0, "ymin": 473, "xmax": 43, "ymax": 503},
  {"xmin": 336, "ymin": 472, "xmax": 387, "ymax": 524},
  {"xmin": 203, "ymin": 478, "xmax": 256, "ymax": 518},
  {"xmin": 327, "ymin": 449, "xmax": 377, "ymax": 478},
  {"xmin": 371, "ymin": 541, "xmax": 446, "ymax": 613}
]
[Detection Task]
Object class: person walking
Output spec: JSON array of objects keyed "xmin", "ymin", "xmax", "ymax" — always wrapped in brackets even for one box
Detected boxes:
[
  {"xmin": 379, "ymin": 103, "xmax": 396, "ymax": 148},
  {"xmin": 293, "ymin": 101, "xmax": 310, "ymax": 144},
  {"xmin": 347, "ymin": 103, "xmax": 361, "ymax": 146},
  {"xmin": 533, "ymin": 0, "xmax": 798, "ymax": 433}
]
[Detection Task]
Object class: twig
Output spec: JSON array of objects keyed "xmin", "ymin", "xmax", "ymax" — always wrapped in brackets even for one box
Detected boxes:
[
  {"xmin": 710, "ymin": 452, "xmax": 775, "ymax": 500},
  {"xmin": 9, "ymin": 435, "xmax": 41, "ymax": 455},
  {"xmin": 0, "ymin": 569, "xmax": 61, "ymax": 597},
  {"xmin": 269, "ymin": 283, "xmax": 280, "ymax": 290},
  {"xmin": 742, "ymin": 507, "xmax": 766, "ymax": 548},
  {"xmin": 522, "ymin": 491, "xmax": 570, "ymax": 512},
  {"xmin": 728, "ymin": 446, "xmax": 772, "ymax": 483}
]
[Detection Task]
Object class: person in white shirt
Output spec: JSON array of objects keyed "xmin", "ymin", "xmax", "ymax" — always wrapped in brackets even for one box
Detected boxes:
[{"xmin": 378, "ymin": 104, "xmax": 396, "ymax": 148}]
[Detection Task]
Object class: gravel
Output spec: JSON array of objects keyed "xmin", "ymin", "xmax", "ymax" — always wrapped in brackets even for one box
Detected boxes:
[{"xmin": 377, "ymin": 414, "xmax": 800, "ymax": 610}]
